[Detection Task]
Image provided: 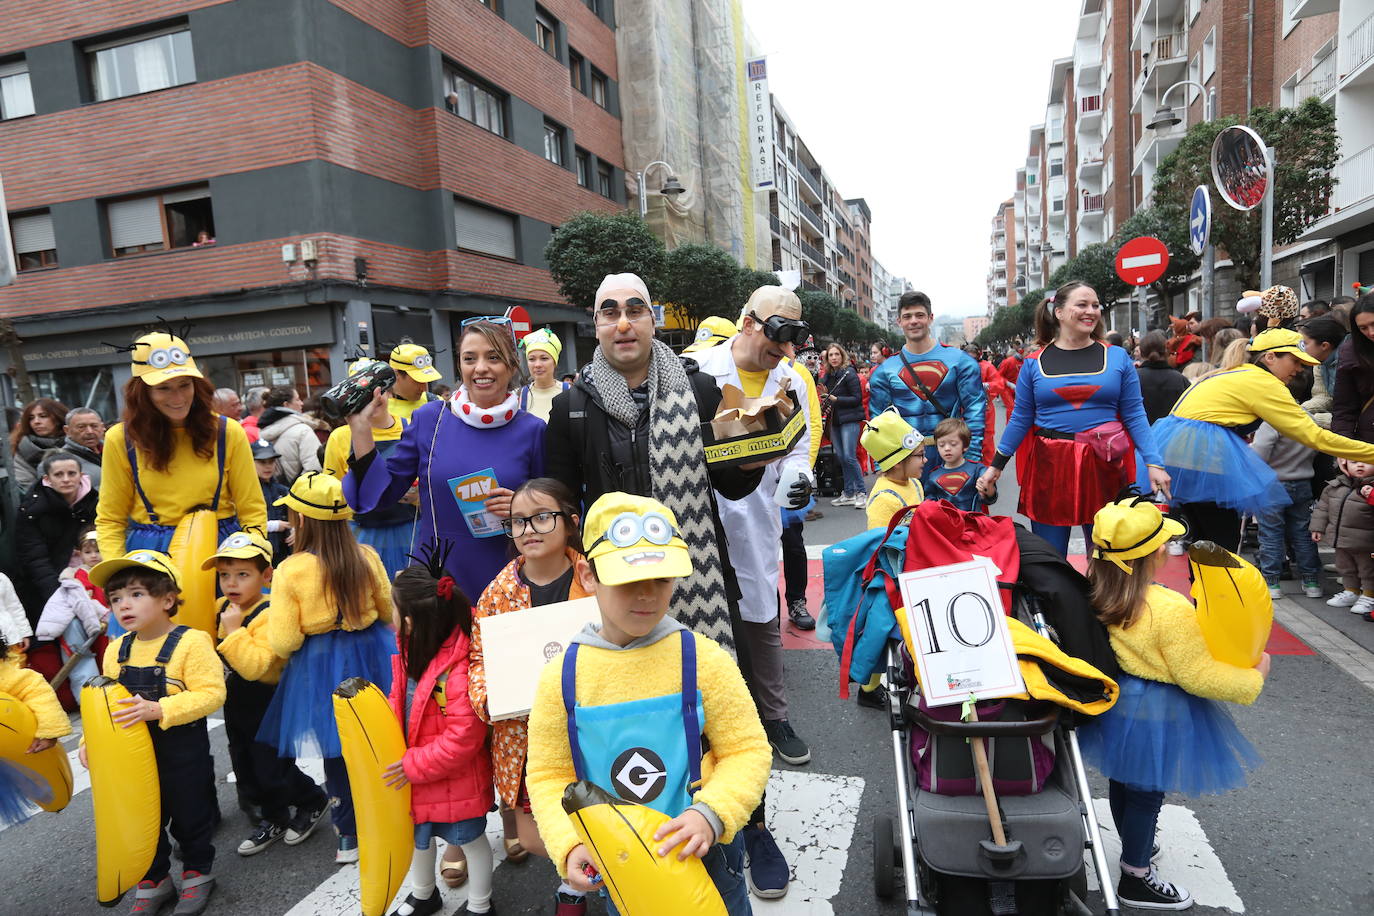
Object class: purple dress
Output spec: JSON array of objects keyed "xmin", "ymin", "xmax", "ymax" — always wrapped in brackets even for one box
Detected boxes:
[{"xmin": 344, "ymin": 400, "xmax": 546, "ymax": 602}]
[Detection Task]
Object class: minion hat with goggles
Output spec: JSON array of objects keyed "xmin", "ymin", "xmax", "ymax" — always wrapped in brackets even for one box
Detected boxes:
[
  {"xmin": 274, "ymin": 471, "xmax": 355, "ymax": 521},
  {"xmin": 583, "ymin": 492, "xmax": 692, "ymax": 586},
  {"xmin": 683, "ymin": 316, "xmax": 738, "ymax": 354},
  {"xmin": 348, "ymin": 356, "xmax": 375, "ymax": 377},
  {"xmin": 860, "ymin": 408, "xmax": 931, "ymax": 472},
  {"xmin": 89, "ymin": 549, "xmax": 182, "ymax": 592},
  {"xmin": 1091, "ymin": 493, "xmax": 1186, "ymax": 574},
  {"xmin": 522, "ymin": 328, "xmax": 563, "ymax": 363},
  {"xmin": 1247, "ymin": 328, "xmax": 1320, "ymax": 366},
  {"xmin": 130, "ymin": 331, "xmax": 203, "ymax": 387},
  {"xmin": 388, "ymin": 342, "xmax": 442, "ymax": 382},
  {"xmin": 200, "ymin": 530, "xmax": 274, "ymax": 570}
]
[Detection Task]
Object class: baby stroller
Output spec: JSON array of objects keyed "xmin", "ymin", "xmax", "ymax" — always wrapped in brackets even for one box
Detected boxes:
[{"xmin": 826, "ymin": 502, "xmax": 1123, "ymax": 916}]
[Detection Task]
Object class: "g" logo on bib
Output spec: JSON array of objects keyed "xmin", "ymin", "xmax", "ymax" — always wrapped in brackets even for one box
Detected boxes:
[{"xmin": 610, "ymin": 748, "xmax": 668, "ymax": 803}]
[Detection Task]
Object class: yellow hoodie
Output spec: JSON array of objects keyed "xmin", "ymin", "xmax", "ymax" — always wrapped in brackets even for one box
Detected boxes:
[
  {"xmin": 217, "ymin": 597, "xmax": 284, "ymax": 684},
  {"xmin": 266, "ymin": 547, "xmax": 394, "ymax": 659},
  {"xmin": 100, "ymin": 628, "xmax": 227, "ymax": 728},
  {"xmin": 0, "ymin": 657, "xmax": 72, "ymax": 740}
]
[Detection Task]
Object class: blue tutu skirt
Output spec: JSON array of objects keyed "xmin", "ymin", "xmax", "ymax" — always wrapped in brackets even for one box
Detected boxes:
[
  {"xmin": 0, "ymin": 759, "xmax": 45, "ymax": 828},
  {"xmin": 415, "ymin": 815, "xmax": 487, "ymax": 849},
  {"xmin": 1077, "ymin": 674, "xmax": 1261, "ymax": 795},
  {"xmin": 353, "ymin": 521, "xmax": 413, "ymax": 581},
  {"xmin": 1150, "ymin": 416, "xmax": 1290, "ymax": 515},
  {"xmin": 107, "ymin": 517, "xmax": 243, "ymax": 638},
  {"xmin": 257, "ymin": 624, "xmax": 396, "ymax": 759}
]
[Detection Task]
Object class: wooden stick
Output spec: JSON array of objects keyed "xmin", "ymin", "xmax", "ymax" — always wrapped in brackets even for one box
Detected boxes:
[
  {"xmin": 967, "ymin": 708, "xmax": 1008, "ymax": 847},
  {"xmin": 49, "ymin": 622, "xmax": 106, "ymax": 691}
]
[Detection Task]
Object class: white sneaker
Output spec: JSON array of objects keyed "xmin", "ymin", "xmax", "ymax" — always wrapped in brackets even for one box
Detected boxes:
[
  {"xmin": 1327, "ymin": 590, "xmax": 1361, "ymax": 608},
  {"xmin": 830, "ymin": 494, "xmax": 853, "ymax": 507},
  {"xmin": 1352, "ymin": 596, "xmax": 1374, "ymax": 616},
  {"xmin": 1166, "ymin": 540, "xmax": 1186, "ymax": 556},
  {"xmin": 852, "ymin": 493, "xmax": 867, "ymax": 510},
  {"xmin": 1303, "ymin": 581, "xmax": 1324, "ymax": 599}
]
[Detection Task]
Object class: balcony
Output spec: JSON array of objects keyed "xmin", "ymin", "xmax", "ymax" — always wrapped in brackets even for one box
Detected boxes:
[
  {"xmin": 799, "ymin": 166, "xmax": 824, "ymax": 200},
  {"xmin": 1346, "ymin": 12, "xmax": 1374, "ymax": 86},
  {"xmin": 1333, "ymin": 143, "xmax": 1374, "ymax": 211},
  {"xmin": 1296, "ymin": 47, "xmax": 1338, "ymax": 101},
  {"xmin": 1135, "ymin": 32, "xmax": 1188, "ymax": 102},
  {"xmin": 798, "ymin": 237, "xmax": 827, "ymax": 266},
  {"xmin": 1078, "ymin": 147, "xmax": 1104, "ymax": 180},
  {"xmin": 1079, "ymin": 93, "xmax": 1103, "ymax": 121},
  {"xmin": 769, "ymin": 214, "xmax": 781, "ymax": 235},
  {"xmin": 1288, "ymin": 0, "xmax": 1338, "ymax": 20},
  {"xmin": 799, "ymin": 204, "xmax": 824, "ymax": 235},
  {"xmin": 1081, "ymin": 193, "xmax": 1105, "ymax": 213}
]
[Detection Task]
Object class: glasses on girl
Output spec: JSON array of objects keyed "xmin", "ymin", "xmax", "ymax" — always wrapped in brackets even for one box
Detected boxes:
[{"xmin": 500, "ymin": 511, "xmax": 568, "ymax": 538}]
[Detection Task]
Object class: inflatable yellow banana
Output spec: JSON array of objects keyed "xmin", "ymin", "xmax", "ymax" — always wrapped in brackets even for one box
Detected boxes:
[
  {"xmin": 82, "ymin": 677, "xmax": 160, "ymax": 907},
  {"xmin": 562, "ymin": 781, "xmax": 728, "ymax": 916},
  {"xmin": 167, "ymin": 509, "xmax": 220, "ymax": 640},
  {"xmin": 333, "ymin": 678, "xmax": 412, "ymax": 916},
  {"xmin": 1189, "ymin": 541, "xmax": 1272, "ymax": 668},
  {"xmin": 0, "ymin": 690, "xmax": 73, "ymax": 813}
]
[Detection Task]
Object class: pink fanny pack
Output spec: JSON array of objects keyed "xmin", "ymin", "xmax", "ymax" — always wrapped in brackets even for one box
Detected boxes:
[{"xmin": 1075, "ymin": 420, "xmax": 1129, "ymax": 464}]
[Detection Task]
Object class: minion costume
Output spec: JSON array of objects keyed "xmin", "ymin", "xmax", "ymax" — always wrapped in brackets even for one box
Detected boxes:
[
  {"xmin": 323, "ymin": 358, "xmax": 414, "ymax": 577},
  {"xmin": 683, "ymin": 317, "xmax": 738, "ymax": 355},
  {"xmin": 860, "ymin": 408, "xmax": 930, "ymax": 530},
  {"xmin": 525, "ymin": 493, "xmax": 771, "ymax": 913},
  {"xmin": 388, "ymin": 343, "xmax": 443, "ymax": 422},
  {"xmin": 0, "ymin": 635, "xmax": 72, "ymax": 828},
  {"xmin": 518, "ymin": 328, "xmax": 570, "ymax": 422},
  {"xmin": 90, "ymin": 550, "xmax": 227, "ymax": 913},
  {"xmin": 97, "ymin": 331, "xmax": 266, "ymax": 637},
  {"xmin": 1151, "ymin": 328, "xmax": 1374, "ymax": 549}
]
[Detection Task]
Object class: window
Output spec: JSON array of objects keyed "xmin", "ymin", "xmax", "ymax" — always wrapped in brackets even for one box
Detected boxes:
[
  {"xmin": 1202, "ymin": 28, "xmax": 1216, "ymax": 82},
  {"xmin": 543, "ymin": 121, "xmax": 565, "ymax": 166},
  {"xmin": 106, "ymin": 185, "xmax": 214, "ymax": 257},
  {"xmin": 454, "ymin": 199, "xmax": 516, "ymax": 259},
  {"xmin": 444, "ymin": 67, "xmax": 506, "ymax": 137},
  {"xmin": 569, "ymin": 50, "xmax": 584, "ymax": 91},
  {"xmin": 0, "ymin": 60, "xmax": 34, "ymax": 119},
  {"xmin": 583, "ymin": 0, "xmax": 600, "ymax": 13},
  {"xmin": 1188, "ymin": 54, "xmax": 1201, "ymax": 103},
  {"xmin": 576, "ymin": 149, "xmax": 590, "ymax": 187},
  {"xmin": 89, "ymin": 27, "xmax": 196, "ymax": 101},
  {"xmin": 535, "ymin": 8, "xmax": 558, "ymax": 57},
  {"xmin": 597, "ymin": 163, "xmax": 613, "ymax": 198},
  {"xmin": 1281, "ymin": 72, "xmax": 1299, "ymax": 108},
  {"xmin": 1052, "ymin": 198, "xmax": 1064, "ymax": 214},
  {"xmin": 11, "ymin": 211, "xmax": 57, "ymax": 270},
  {"xmin": 590, "ymin": 68, "xmax": 608, "ymax": 108},
  {"xmin": 1049, "ymin": 159, "xmax": 1064, "ymax": 178}
]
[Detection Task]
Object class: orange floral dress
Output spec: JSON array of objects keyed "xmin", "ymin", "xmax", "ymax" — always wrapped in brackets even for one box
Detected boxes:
[{"xmin": 467, "ymin": 550, "xmax": 590, "ymax": 809}]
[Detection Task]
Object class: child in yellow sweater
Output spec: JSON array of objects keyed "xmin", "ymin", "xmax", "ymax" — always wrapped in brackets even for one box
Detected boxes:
[
  {"xmin": 84, "ymin": 550, "xmax": 227, "ymax": 915},
  {"xmin": 526, "ymin": 493, "xmax": 771, "ymax": 914},
  {"xmin": 1078, "ymin": 495, "xmax": 1269, "ymax": 911},
  {"xmin": 0, "ymin": 627, "xmax": 72, "ymax": 827},
  {"xmin": 256, "ymin": 472, "xmax": 395, "ymax": 865},
  {"xmin": 859, "ymin": 408, "xmax": 930, "ymax": 531}
]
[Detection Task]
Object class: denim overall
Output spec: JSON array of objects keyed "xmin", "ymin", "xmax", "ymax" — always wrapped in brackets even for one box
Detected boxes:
[
  {"xmin": 561, "ymin": 630, "xmax": 749, "ymax": 915},
  {"xmin": 117, "ymin": 627, "xmax": 217, "ymax": 880}
]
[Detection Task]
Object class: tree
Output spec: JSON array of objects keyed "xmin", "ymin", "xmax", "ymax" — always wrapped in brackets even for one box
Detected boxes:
[
  {"xmin": 1112, "ymin": 206, "xmax": 1199, "ymax": 324},
  {"xmin": 735, "ymin": 268, "xmax": 781, "ymax": 308},
  {"xmin": 544, "ymin": 210, "xmax": 666, "ymax": 311},
  {"xmin": 656, "ymin": 243, "xmax": 744, "ymax": 331},
  {"xmin": 797, "ymin": 290, "xmax": 840, "ymax": 339},
  {"xmin": 1151, "ymin": 97, "xmax": 1338, "ymax": 290},
  {"xmin": 976, "ymin": 288, "xmax": 1045, "ymax": 350},
  {"xmin": 833, "ymin": 308, "xmax": 864, "ymax": 345}
]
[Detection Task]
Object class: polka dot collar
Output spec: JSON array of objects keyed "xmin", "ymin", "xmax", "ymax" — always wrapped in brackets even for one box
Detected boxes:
[{"xmin": 450, "ymin": 385, "xmax": 520, "ymax": 429}]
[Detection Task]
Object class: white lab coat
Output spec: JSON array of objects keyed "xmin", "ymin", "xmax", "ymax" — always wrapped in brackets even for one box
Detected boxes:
[{"xmin": 693, "ymin": 339, "xmax": 815, "ymax": 624}]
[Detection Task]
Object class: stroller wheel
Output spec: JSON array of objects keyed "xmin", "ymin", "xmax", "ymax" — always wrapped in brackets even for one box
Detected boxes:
[{"xmin": 873, "ymin": 814, "xmax": 897, "ymax": 899}]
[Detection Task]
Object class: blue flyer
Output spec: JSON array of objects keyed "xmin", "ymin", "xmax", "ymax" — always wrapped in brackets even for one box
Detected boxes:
[{"xmin": 447, "ymin": 468, "xmax": 504, "ymax": 538}]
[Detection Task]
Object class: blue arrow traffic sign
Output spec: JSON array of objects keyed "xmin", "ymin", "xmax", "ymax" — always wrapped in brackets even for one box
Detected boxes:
[{"xmin": 1190, "ymin": 185, "xmax": 1211, "ymax": 256}]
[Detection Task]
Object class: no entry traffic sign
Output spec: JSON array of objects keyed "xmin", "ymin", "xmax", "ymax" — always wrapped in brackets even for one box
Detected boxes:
[
  {"xmin": 1115, "ymin": 236, "xmax": 1170, "ymax": 287},
  {"xmin": 504, "ymin": 305, "xmax": 533, "ymax": 340}
]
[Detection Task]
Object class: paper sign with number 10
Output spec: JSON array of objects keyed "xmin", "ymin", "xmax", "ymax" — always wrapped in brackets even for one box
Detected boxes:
[{"xmin": 896, "ymin": 558, "xmax": 1025, "ymax": 708}]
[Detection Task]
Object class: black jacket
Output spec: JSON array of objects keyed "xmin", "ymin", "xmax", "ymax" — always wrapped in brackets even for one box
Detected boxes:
[
  {"xmin": 1331, "ymin": 338, "xmax": 1374, "ymax": 442},
  {"xmin": 15, "ymin": 482, "xmax": 99, "ymax": 623},
  {"xmin": 821, "ymin": 367, "xmax": 865, "ymax": 426},
  {"xmin": 544, "ymin": 362, "xmax": 763, "ymax": 598},
  {"xmin": 1136, "ymin": 359, "xmax": 1189, "ymax": 425}
]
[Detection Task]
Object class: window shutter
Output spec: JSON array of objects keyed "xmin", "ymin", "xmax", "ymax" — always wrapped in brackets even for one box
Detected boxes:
[
  {"xmin": 454, "ymin": 200, "xmax": 516, "ymax": 258},
  {"xmin": 162, "ymin": 186, "xmax": 209, "ymax": 204},
  {"xmin": 108, "ymin": 196, "xmax": 163, "ymax": 248},
  {"xmin": 11, "ymin": 213, "xmax": 55, "ymax": 253}
]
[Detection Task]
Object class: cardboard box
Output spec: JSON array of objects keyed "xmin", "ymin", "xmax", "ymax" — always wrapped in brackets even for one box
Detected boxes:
[
  {"xmin": 477, "ymin": 596, "xmax": 602, "ymax": 721},
  {"xmin": 702, "ymin": 383, "xmax": 806, "ymax": 467}
]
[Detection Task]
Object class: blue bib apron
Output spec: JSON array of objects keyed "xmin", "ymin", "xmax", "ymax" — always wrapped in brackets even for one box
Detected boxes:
[{"xmin": 562, "ymin": 630, "xmax": 704, "ymax": 817}]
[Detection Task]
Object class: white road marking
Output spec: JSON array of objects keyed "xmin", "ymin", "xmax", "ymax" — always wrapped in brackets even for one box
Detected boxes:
[{"xmin": 1086, "ymin": 799, "xmax": 1245, "ymax": 912}]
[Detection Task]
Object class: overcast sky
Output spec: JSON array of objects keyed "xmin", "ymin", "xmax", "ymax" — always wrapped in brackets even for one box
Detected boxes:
[{"xmin": 742, "ymin": 0, "xmax": 1082, "ymax": 318}]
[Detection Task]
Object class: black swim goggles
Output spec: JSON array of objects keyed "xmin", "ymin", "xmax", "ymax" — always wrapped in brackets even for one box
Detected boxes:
[{"xmin": 749, "ymin": 311, "xmax": 811, "ymax": 345}]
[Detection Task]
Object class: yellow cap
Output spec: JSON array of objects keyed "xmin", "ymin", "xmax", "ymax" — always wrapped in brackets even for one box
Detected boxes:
[
  {"xmin": 1248, "ymin": 328, "xmax": 1320, "ymax": 366},
  {"xmin": 860, "ymin": 408, "xmax": 930, "ymax": 471},
  {"xmin": 684, "ymin": 316, "xmax": 738, "ymax": 353},
  {"xmin": 389, "ymin": 343, "xmax": 442, "ymax": 382},
  {"xmin": 1091, "ymin": 494, "xmax": 1186, "ymax": 573},
  {"xmin": 89, "ymin": 549, "xmax": 182, "ymax": 591},
  {"xmin": 130, "ymin": 331, "xmax": 203, "ymax": 387},
  {"xmin": 274, "ymin": 471, "xmax": 355, "ymax": 521},
  {"xmin": 200, "ymin": 530, "xmax": 274, "ymax": 570},
  {"xmin": 348, "ymin": 357, "xmax": 375, "ymax": 377},
  {"xmin": 583, "ymin": 492, "xmax": 692, "ymax": 586},
  {"xmin": 523, "ymin": 328, "xmax": 563, "ymax": 362}
]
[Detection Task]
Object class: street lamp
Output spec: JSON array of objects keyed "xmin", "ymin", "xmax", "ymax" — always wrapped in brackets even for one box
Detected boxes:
[
  {"xmin": 1146, "ymin": 80, "xmax": 1216, "ymax": 131},
  {"xmin": 636, "ymin": 160, "xmax": 686, "ymax": 218}
]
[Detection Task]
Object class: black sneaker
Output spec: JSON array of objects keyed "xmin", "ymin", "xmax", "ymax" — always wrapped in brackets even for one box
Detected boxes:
[
  {"xmin": 786, "ymin": 598, "xmax": 816, "ymax": 631},
  {"xmin": 237, "ymin": 820, "xmax": 285, "ymax": 856},
  {"xmin": 388, "ymin": 891, "xmax": 442, "ymax": 916},
  {"xmin": 856, "ymin": 683, "xmax": 888, "ymax": 710},
  {"xmin": 284, "ymin": 801, "xmax": 328, "ymax": 846},
  {"xmin": 1116, "ymin": 867, "xmax": 1193, "ymax": 910},
  {"xmin": 763, "ymin": 719, "xmax": 811, "ymax": 765}
]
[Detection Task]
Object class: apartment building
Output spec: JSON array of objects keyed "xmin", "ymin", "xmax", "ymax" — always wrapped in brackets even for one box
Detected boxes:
[
  {"xmin": 0, "ymin": 0, "xmax": 625, "ymax": 416},
  {"xmin": 987, "ymin": 198, "xmax": 1015, "ymax": 311},
  {"xmin": 843, "ymin": 198, "xmax": 874, "ymax": 320}
]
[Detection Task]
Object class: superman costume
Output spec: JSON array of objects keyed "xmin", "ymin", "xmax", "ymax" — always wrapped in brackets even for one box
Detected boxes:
[
  {"xmin": 869, "ymin": 344, "xmax": 987, "ymax": 463},
  {"xmin": 923, "ymin": 459, "xmax": 987, "ymax": 513},
  {"xmin": 994, "ymin": 342, "xmax": 1161, "ymax": 527}
]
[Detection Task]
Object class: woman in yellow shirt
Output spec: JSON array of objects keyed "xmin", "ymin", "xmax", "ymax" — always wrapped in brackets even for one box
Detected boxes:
[{"xmin": 96, "ymin": 331, "xmax": 266, "ymax": 636}]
